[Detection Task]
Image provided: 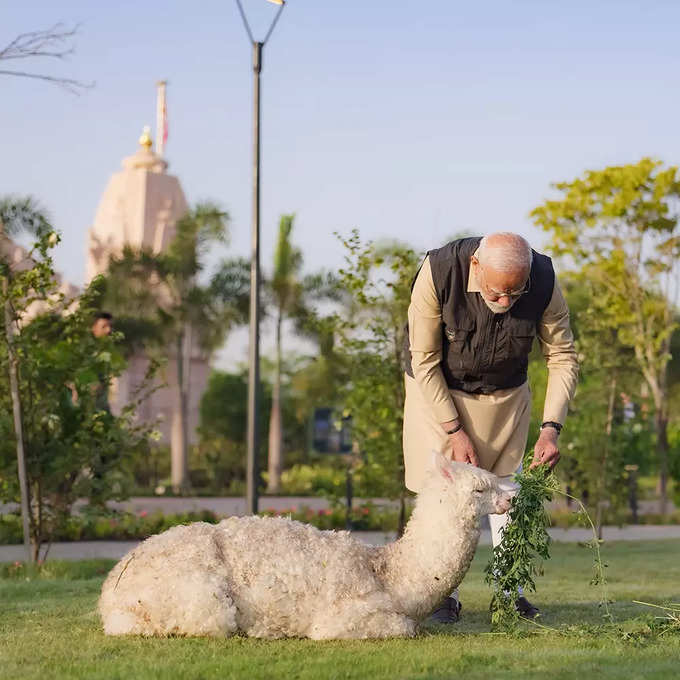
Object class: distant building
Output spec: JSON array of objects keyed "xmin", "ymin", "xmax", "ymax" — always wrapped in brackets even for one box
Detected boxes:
[{"xmin": 85, "ymin": 128, "xmax": 209, "ymax": 477}]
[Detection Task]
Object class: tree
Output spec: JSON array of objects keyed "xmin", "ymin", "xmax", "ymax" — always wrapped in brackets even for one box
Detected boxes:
[
  {"xmin": 265, "ymin": 215, "xmax": 340, "ymax": 493},
  {"xmin": 198, "ymin": 367, "xmax": 308, "ymax": 493},
  {"xmin": 197, "ymin": 371, "xmax": 259, "ymax": 493},
  {"xmin": 0, "ymin": 197, "xmax": 52, "ymax": 559},
  {"xmin": 556, "ymin": 271, "xmax": 652, "ymax": 532},
  {"xmin": 0, "ymin": 197, "xmax": 151, "ymax": 561},
  {"xmin": 330, "ymin": 231, "xmax": 421, "ymax": 531},
  {"xmin": 531, "ymin": 158, "xmax": 680, "ymax": 512},
  {"xmin": 99, "ymin": 203, "xmax": 249, "ymax": 492},
  {"xmin": 0, "ymin": 23, "xmax": 92, "ymax": 93}
]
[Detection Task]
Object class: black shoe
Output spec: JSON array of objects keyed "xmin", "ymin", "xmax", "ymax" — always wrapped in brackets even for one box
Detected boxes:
[
  {"xmin": 428, "ymin": 597, "xmax": 462, "ymax": 624},
  {"xmin": 515, "ymin": 596, "xmax": 540, "ymax": 619}
]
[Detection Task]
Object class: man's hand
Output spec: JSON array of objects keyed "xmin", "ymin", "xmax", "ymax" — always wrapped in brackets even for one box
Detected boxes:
[
  {"xmin": 441, "ymin": 420, "xmax": 479, "ymax": 467},
  {"xmin": 530, "ymin": 426, "xmax": 561, "ymax": 469}
]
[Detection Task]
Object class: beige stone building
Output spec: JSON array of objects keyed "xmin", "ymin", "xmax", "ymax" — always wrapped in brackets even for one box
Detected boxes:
[{"xmin": 86, "ymin": 129, "xmax": 210, "ymax": 489}]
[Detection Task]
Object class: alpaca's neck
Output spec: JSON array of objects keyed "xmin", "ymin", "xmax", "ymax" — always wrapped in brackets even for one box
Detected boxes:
[{"xmin": 376, "ymin": 489, "xmax": 482, "ymax": 620}]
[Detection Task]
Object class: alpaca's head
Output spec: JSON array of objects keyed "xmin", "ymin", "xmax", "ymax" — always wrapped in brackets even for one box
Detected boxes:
[{"xmin": 422, "ymin": 452, "xmax": 512, "ymax": 517}]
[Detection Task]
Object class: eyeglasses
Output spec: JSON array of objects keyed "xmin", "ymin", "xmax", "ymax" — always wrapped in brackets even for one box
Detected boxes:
[{"xmin": 479, "ymin": 269, "xmax": 531, "ymax": 301}]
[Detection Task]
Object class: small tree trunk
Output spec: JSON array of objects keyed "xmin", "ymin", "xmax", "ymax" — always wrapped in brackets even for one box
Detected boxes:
[
  {"xmin": 171, "ymin": 330, "xmax": 189, "ymax": 493},
  {"xmin": 267, "ymin": 313, "xmax": 283, "ymax": 493},
  {"xmin": 183, "ymin": 324, "xmax": 193, "ymax": 484},
  {"xmin": 32, "ymin": 531, "xmax": 40, "ymax": 563},
  {"xmin": 34, "ymin": 480, "xmax": 42, "ymax": 562},
  {"xmin": 655, "ymin": 409, "xmax": 669, "ymax": 516},
  {"xmin": 596, "ymin": 374, "xmax": 617, "ymax": 540},
  {"xmin": 345, "ymin": 465, "xmax": 353, "ymax": 530},
  {"xmin": 394, "ymin": 331, "xmax": 408, "ymax": 538},
  {"xmin": 646, "ymin": 373, "xmax": 669, "ymax": 515},
  {"xmin": 3, "ymin": 281, "xmax": 32, "ymax": 563},
  {"xmin": 626, "ymin": 465, "xmax": 639, "ymax": 524}
]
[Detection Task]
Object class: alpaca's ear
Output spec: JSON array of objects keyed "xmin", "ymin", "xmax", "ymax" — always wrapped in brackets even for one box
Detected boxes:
[{"xmin": 430, "ymin": 449, "xmax": 454, "ymax": 482}]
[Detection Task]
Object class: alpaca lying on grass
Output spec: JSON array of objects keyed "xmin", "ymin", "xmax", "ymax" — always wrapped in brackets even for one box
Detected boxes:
[{"xmin": 99, "ymin": 452, "xmax": 511, "ymax": 639}]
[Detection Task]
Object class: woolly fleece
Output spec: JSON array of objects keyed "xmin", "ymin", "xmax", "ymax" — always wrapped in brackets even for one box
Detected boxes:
[{"xmin": 99, "ymin": 453, "xmax": 511, "ymax": 639}]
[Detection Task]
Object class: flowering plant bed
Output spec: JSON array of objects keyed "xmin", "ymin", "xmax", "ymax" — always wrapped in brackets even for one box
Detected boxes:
[{"xmin": 0, "ymin": 502, "xmax": 402, "ymax": 544}]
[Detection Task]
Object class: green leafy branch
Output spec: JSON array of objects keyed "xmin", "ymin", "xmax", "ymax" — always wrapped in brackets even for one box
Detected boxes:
[
  {"xmin": 633, "ymin": 601, "xmax": 680, "ymax": 634},
  {"xmin": 485, "ymin": 462, "xmax": 612, "ymax": 630}
]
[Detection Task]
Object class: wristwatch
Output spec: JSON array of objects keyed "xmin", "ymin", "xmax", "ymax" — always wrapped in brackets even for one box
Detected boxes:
[{"xmin": 540, "ymin": 421, "xmax": 562, "ymax": 435}]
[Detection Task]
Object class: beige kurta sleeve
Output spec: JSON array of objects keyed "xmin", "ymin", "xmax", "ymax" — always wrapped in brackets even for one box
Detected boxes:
[
  {"xmin": 407, "ymin": 256, "xmax": 458, "ymax": 423},
  {"xmin": 537, "ymin": 279, "xmax": 579, "ymax": 424}
]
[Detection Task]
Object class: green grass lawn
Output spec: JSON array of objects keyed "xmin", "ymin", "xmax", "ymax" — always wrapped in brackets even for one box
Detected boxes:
[{"xmin": 1, "ymin": 541, "xmax": 679, "ymax": 680}]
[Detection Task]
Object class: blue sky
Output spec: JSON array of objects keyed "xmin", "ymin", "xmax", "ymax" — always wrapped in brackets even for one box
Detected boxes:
[{"xmin": 2, "ymin": 0, "xmax": 680, "ymax": 364}]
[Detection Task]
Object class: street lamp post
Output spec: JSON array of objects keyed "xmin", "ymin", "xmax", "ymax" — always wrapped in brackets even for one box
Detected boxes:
[{"xmin": 235, "ymin": 0, "xmax": 286, "ymax": 515}]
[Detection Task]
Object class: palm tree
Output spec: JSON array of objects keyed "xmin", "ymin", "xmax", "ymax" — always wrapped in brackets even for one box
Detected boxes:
[
  {"xmin": 266, "ymin": 215, "xmax": 300, "ymax": 493},
  {"xmin": 265, "ymin": 215, "xmax": 341, "ymax": 493},
  {"xmin": 100, "ymin": 203, "xmax": 249, "ymax": 492}
]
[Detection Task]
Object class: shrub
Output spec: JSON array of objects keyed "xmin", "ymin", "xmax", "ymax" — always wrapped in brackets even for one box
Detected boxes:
[
  {"xmin": 275, "ymin": 464, "xmax": 346, "ymax": 496},
  {"xmin": 0, "ymin": 513, "xmax": 23, "ymax": 544},
  {"xmin": 0, "ymin": 503, "xmax": 407, "ymax": 545}
]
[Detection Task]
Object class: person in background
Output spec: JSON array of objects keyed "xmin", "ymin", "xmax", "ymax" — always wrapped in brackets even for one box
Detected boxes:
[
  {"xmin": 91, "ymin": 311, "xmax": 113, "ymax": 339},
  {"xmin": 91, "ymin": 311, "xmax": 113, "ymax": 412}
]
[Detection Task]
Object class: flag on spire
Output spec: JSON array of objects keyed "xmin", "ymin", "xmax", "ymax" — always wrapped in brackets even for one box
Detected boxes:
[{"xmin": 156, "ymin": 80, "xmax": 168, "ymax": 158}]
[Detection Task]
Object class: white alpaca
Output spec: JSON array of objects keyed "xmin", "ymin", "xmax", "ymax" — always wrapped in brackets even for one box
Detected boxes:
[{"xmin": 99, "ymin": 452, "xmax": 511, "ymax": 639}]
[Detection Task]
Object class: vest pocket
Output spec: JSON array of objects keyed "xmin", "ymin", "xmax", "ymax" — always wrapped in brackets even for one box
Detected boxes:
[
  {"xmin": 508, "ymin": 320, "xmax": 536, "ymax": 357},
  {"xmin": 443, "ymin": 324, "xmax": 474, "ymax": 373},
  {"xmin": 444, "ymin": 324, "xmax": 473, "ymax": 352}
]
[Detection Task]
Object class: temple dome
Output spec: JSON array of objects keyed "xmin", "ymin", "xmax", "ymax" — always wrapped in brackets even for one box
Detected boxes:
[{"xmin": 86, "ymin": 127, "xmax": 187, "ymax": 281}]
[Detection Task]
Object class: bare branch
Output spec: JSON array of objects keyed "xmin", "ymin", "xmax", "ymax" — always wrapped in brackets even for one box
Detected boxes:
[
  {"xmin": 0, "ymin": 48, "xmax": 76, "ymax": 62},
  {"xmin": 0, "ymin": 23, "xmax": 92, "ymax": 94},
  {"xmin": 0, "ymin": 69, "xmax": 93, "ymax": 95},
  {"xmin": 0, "ymin": 23, "xmax": 79, "ymax": 60}
]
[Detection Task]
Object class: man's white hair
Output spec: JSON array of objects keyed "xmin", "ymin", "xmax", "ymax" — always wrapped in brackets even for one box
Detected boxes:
[{"xmin": 477, "ymin": 232, "xmax": 532, "ymax": 274}]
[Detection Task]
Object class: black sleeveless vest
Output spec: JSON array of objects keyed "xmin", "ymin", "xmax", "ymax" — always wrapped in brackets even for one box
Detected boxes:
[{"xmin": 404, "ymin": 237, "xmax": 555, "ymax": 394}]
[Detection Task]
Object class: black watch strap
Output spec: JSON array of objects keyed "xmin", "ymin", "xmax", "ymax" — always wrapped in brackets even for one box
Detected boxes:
[
  {"xmin": 541, "ymin": 421, "xmax": 562, "ymax": 434},
  {"xmin": 445, "ymin": 422, "xmax": 463, "ymax": 435}
]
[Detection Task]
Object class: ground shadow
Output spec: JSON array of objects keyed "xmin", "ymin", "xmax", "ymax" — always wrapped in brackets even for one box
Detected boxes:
[{"xmin": 421, "ymin": 599, "xmax": 653, "ymax": 635}]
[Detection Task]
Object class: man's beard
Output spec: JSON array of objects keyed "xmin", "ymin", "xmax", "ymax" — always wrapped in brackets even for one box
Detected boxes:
[{"xmin": 482, "ymin": 297, "xmax": 518, "ymax": 314}]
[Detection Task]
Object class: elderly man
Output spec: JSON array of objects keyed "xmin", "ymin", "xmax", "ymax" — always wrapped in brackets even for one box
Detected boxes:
[{"xmin": 403, "ymin": 232, "xmax": 578, "ymax": 622}]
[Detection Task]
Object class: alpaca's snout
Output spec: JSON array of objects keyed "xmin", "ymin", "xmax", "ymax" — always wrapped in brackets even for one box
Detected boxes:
[{"xmin": 495, "ymin": 492, "xmax": 512, "ymax": 515}]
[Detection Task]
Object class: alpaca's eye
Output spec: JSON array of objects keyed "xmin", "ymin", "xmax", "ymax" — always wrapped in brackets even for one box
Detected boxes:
[{"xmin": 473, "ymin": 488, "xmax": 484, "ymax": 494}]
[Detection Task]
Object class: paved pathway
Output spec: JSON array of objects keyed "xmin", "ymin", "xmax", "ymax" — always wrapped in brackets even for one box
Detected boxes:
[
  {"xmin": 2, "ymin": 525, "xmax": 678, "ymax": 562},
  {"xmin": 2, "ymin": 496, "xmax": 676, "ymax": 516}
]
